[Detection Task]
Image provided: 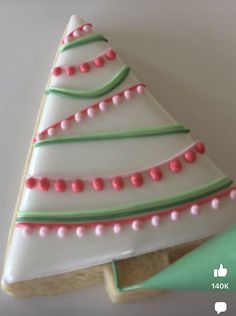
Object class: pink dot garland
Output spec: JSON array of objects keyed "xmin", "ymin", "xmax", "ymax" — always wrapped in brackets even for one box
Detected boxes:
[
  {"xmin": 26, "ymin": 177, "xmax": 36, "ymax": 189},
  {"xmin": 71, "ymin": 179, "xmax": 84, "ymax": 193},
  {"xmin": 169, "ymin": 159, "xmax": 182, "ymax": 173},
  {"xmin": 61, "ymin": 23, "xmax": 93, "ymax": 45},
  {"xmin": 149, "ymin": 167, "xmax": 163, "ymax": 182},
  {"xmin": 38, "ymin": 178, "xmax": 50, "ymax": 191},
  {"xmin": 57, "ymin": 227, "xmax": 67, "ymax": 238},
  {"xmin": 112, "ymin": 176, "xmax": 124, "ymax": 191},
  {"xmin": 95, "ymin": 225, "xmax": 105, "ymax": 236},
  {"xmin": 76, "ymin": 226, "xmax": 86, "ymax": 237},
  {"xmin": 92, "ymin": 178, "xmax": 104, "ymax": 191},
  {"xmin": 130, "ymin": 172, "xmax": 143, "ymax": 188},
  {"xmin": 39, "ymin": 226, "xmax": 50, "ymax": 237},
  {"xmin": 211, "ymin": 198, "xmax": 220, "ymax": 210},
  {"xmin": 113, "ymin": 223, "xmax": 122, "ymax": 234},
  {"xmin": 54, "ymin": 179, "xmax": 67, "ymax": 193}
]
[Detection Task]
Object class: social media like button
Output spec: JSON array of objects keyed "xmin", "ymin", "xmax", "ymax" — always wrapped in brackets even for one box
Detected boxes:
[{"xmin": 214, "ymin": 264, "xmax": 228, "ymax": 278}]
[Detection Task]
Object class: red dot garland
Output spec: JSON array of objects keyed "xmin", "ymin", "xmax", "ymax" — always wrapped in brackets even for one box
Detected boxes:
[
  {"xmin": 106, "ymin": 49, "xmax": 116, "ymax": 60},
  {"xmin": 79, "ymin": 63, "xmax": 91, "ymax": 73},
  {"xmin": 94, "ymin": 57, "xmax": 104, "ymax": 67},
  {"xmin": 184, "ymin": 150, "xmax": 197, "ymax": 163},
  {"xmin": 92, "ymin": 178, "xmax": 104, "ymax": 191},
  {"xmin": 65, "ymin": 66, "xmax": 76, "ymax": 76},
  {"xmin": 195, "ymin": 142, "xmax": 206, "ymax": 154},
  {"xmin": 39, "ymin": 178, "xmax": 50, "ymax": 191},
  {"xmin": 149, "ymin": 167, "xmax": 163, "ymax": 182},
  {"xmin": 51, "ymin": 66, "xmax": 62, "ymax": 76},
  {"xmin": 130, "ymin": 172, "xmax": 143, "ymax": 188}
]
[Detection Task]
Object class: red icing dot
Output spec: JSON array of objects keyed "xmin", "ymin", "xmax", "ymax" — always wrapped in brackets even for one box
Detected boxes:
[
  {"xmin": 39, "ymin": 178, "xmax": 50, "ymax": 191},
  {"xmin": 80, "ymin": 63, "xmax": 91, "ymax": 73},
  {"xmin": 130, "ymin": 172, "xmax": 143, "ymax": 188},
  {"xmin": 149, "ymin": 167, "xmax": 163, "ymax": 182},
  {"xmin": 92, "ymin": 178, "xmax": 104, "ymax": 191},
  {"xmin": 112, "ymin": 176, "xmax": 124, "ymax": 191},
  {"xmin": 52, "ymin": 67, "xmax": 62, "ymax": 76},
  {"xmin": 94, "ymin": 57, "xmax": 104, "ymax": 67},
  {"xmin": 195, "ymin": 142, "xmax": 206, "ymax": 154},
  {"xmin": 26, "ymin": 177, "xmax": 36, "ymax": 189},
  {"xmin": 106, "ymin": 50, "xmax": 116, "ymax": 60},
  {"xmin": 66, "ymin": 66, "xmax": 76, "ymax": 76},
  {"xmin": 71, "ymin": 179, "xmax": 84, "ymax": 193},
  {"xmin": 169, "ymin": 159, "xmax": 182, "ymax": 173},
  {"xmin": 54, "ymin": 179, "xmax": 67, "ymax": 192},
  {"xmin": 184, "ymin": 150, "xmax": 197, "ymax": 163}
]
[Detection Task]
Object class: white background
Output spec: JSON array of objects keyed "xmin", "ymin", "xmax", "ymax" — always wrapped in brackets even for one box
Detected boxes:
[{"xmin": 0, "ymin": 0, "xmax": 236, "ymax": 315}]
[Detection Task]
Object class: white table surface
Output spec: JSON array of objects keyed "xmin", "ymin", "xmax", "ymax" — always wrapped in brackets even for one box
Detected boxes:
[{"xmin": 0, "ymin": 0, "xmax": 236, "ymax": 315}]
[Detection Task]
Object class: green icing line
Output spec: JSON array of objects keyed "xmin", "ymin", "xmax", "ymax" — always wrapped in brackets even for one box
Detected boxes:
[
  {"xmin": 17, "ymin": 177, "xmax": 232, "ymax": 223},
  {"xmin": 35, "ymin": 125, "xmax": 189, "ymax": 147},
  {"xmin": 45, "ymin": 65, "xmax": 130, "ymax": 99},
  {"xmin": 60, "ymin": 33, "xmax": 108, "ymax": 52}
]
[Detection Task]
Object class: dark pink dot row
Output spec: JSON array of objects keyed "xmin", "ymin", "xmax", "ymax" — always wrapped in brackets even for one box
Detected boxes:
[
  {"xmin": 26, "ymin": 143, "xmax": 205, "ymax": 193},
  {"xmin": 51, "ymin": 49, "xmax": 116, "ymax": 77}
]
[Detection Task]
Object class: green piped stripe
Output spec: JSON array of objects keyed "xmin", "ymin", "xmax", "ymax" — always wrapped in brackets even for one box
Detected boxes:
[
  {"xmin": 35, "ymin": 125, "xmax": 189, "ymax": 147},
  {"xmin": 60, "ymin": 33, "xmax": 108, "ymax": 52},
  {"xmin": 16, "ymin": 177, "xmax": 232, "ymax": 223},
  {"xmin": 45, "ymin": 65, "xmax": 130, "ymax": 99}
]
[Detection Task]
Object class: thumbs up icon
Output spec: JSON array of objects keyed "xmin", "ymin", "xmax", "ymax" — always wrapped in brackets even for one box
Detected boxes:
[{"xmin": 214, "ymin": 264, "xmax": 228, "ymax": 278}]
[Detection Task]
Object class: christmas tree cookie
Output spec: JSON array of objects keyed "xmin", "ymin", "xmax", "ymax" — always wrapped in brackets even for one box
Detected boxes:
[{"xmin": 2, "ymin": 15, "xmax": 236, "ymax": 303}]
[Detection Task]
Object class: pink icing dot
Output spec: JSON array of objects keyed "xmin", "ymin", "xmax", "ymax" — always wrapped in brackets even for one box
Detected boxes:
[
  {"xmin": 230, "ymin": 189, "xmax": 236, "ymax": 200},
  {"xmin": 112, "ymin": 95, "xmax": 121, "ymax": 106},
  {"xmin": 184, "ymin": 150, "xmax": 197, "ymax": 163},
  {"xmin": 112, "ymin": 176, "xmax": 124, "ymax": 191},
  {"xmin": 94, "ymin": 57, "xmax": 104, "ymax": 67},
  {"xmin": 51, "ymin": 66, "xmax": 62, "ymax": 76},
  {"xmin": 57, "ymin": 227, "xmax": 67, "ymax": 238},
  {"xmin": 113, "ymin": 223, "xmax": 122, "ymax": 234},
  {"xmin": 22, "ymin": 226, "xmax": 32, "ymax": 237},
  {"xmin": 98, "ymin": 101, "xmax": 107, "ymax": 112},
  {"xmin": 64, "ymin": 36, "xmax": 71, "ymax": 44},
  {"xmin": 35, "ymin": 133, "xmax": 44, "ymax": 142},
  {"xmin": 87, "ymin": 107, "xmax": 96, "ymax": 118},
  {"xmin": 190, "ymin": 204, "xmax": 199, "ymax": 215},
  {"xmin": 60, "ymin": 120, "xmax": 69, "ymax": 130},
  {"xmin": 25, "ymin": 177, "xmax": 36, "ymax": 189},
  {"xmin": 92, "ymin": 178, "xmax": 104, "ymax": 191},
  {"xmin": 54, "ymin": 179, "xmax": 67, "ymax": 193},
  {"xmin": 195, "ymin": 142, "xmax": 206, "ymax": 154},
  {"xmin": 80, "ymin": 63, "xmax": 91, "ymax": 73},
  {"xmin": 71, "ymin": 179, "xmax": 84, "ymax": 193},
  {"xmin": 151, "ymin": 215, "xmax": 160, "ymax": 227},
  {"xmin": 106, "ymin": 49, "xmax": 116, "ymax": 60},
  {"xmin": 211, "ymin": 198, "xmax": 220, "ymax": 210},
  {"xmin": 124, "ymin": 90, "xmax": 132, "ymax": 100},
  {"xmin": 130, "ymin": 172, "xmax": 143, "ymax": 188},
  {"xmin": 169, "ymin": 159, "xmax": 182, "ymax": 173},
  {"xmin": 66, "ymin": 66, "xmax": 76, "ymax": 76},
  {"xmin": 132, "ymin": 220, "xmax": 142, "ymax": 231},
  {"xmin": 148, "ymin": 167, "xmax": 163, "ymax": 182},
  {"xmin": 73, "ymin": 29, "xmax": 80, "ymax": 38},
  {"xmin": 74, "ymin": 112, "xmax": 84, "ymax": 122},
  {"xmin": 47, "ymin": 127, "xmax": 56, "ymax": 137},
  {"xmin": 76, "ymin": 226, "xmax": 86, "ymax": 237},
  {"xmin": 39, "ymin": 226, "xmax": 49, "ymax": 237},
  {"xmin": 136, "ymin": 85, "xmax": 145, "ymax": 94},
  {"xmin": 95, "ymin": 225, "xmax": 105, "ymax": 236},
  {"xmin": 39, "ymin": 178, "xmax": 50, "ymax": 191},
  {"xmin": 83, "ymin": 24, "xmax": 91, "ymax": 32},
  {"xmin": 170, "ymin": 211, "xmax": 179, "ymax": 221}
]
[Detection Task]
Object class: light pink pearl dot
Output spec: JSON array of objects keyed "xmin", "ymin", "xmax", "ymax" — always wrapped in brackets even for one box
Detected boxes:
[
  {"xmin": 74, "ymin": 112, "xmax": 84, "ymax": 122},
  {"xmin": 83, "ymin": 25, "xmax": 91, "ymax": 32},
  {"xmin": 211, "ymin": 198, "xmax": 220, "ymax": 210},
  {"xmin": 190, "ymin": 204, "xmax": 199, "ymax": 215},
  {"xmin": 151, "ymin": 215, "xmax": 160, "ymax": 227},
  {"xmin": 132, "ymin": 220, "xmax": 142, "ymax": 231},
  {"xmin": 124, "ymin": 90, "xmax": 132, "ymax": 100},
  {"xmin": 57, "ymin": 227, "xmax": 67, "ymax": 238},
  {"xmin": 64, "ymin": 36, "xmax": 71, "ymax": 44},
  {"xmin": 36, "ymin": 134, "xmax": 43, "ymax": 141},
  {"xmin": 99, "ymin": 101, "xmax": 107, "ymax": 112},
  {"xmin": 76, "ymin": 226, "xmax": 86, "ymax": 237},
  {"xmin": 87, "ymin": 107, "xmax": 96, "ymax": 118},
  {"xmin": 22, "ymin": 226, "xmax": 32, "ymax": 237},
  {"xmin": 112, "ymin": 95, "xmax": 121, "ymax": 106},
  {"xmin": 170, "ymin": 211, "xmax": 179, "ymax": 221},
  {"xmin": 39, "ymin": 226, "xmax": 49, "ymax": 237},
  {"xmin": 60, "ymin": 120, "xmax": 69, "ymax": 130},
  {"xmin": 47, "ymin": 127, "xmax": 55, "ymax": 137},
  {"xmin": 230, "ymin": 189, "xmax": 236, "ymax": 200},
  {"xmin": 73, "ymin": 29, "xmax": 80, "ymax": 38},
  {"xmin": 137, "ymin": 85, "xmax": 145, "ymax": 95},
  {"xmin": 113, "ymin": 223, "xmax": 122, "ymax": 234},
  {"xmin": 95, "ymin": 225, "xmax": 105, "ymax": 236}
]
